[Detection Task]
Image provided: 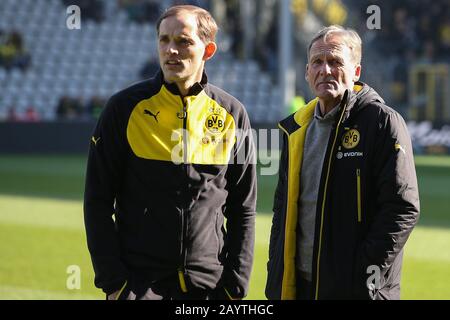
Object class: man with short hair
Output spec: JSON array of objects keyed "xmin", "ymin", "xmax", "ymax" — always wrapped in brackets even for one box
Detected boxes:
[
  {"xmin": 266, "ymin": 25, "xmax": 419, "ymax": 300},
  {"xmin": 84, "ymin": 5, "xmax": 256, "ymax": 300}
]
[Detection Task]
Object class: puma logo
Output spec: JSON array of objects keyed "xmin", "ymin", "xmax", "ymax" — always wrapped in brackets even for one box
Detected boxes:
[
  {"xmin": 395, "ymin": 143, "xmax": 406, "ymax": 155},
  {"xmin": 91, "ymin": 136, "xmax": 101, "ymax": 146},
  {"xmin": 144, "ymin": 109, "xmax": 160, "ymax": 123}
]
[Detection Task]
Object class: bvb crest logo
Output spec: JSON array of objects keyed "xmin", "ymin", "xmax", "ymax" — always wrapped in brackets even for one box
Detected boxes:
[
  {"xmin": 342, "ymin": 129, "xmax": 360, "ymax": 149},
  {"xmin": 205, "ymin": 113, "xmax": 225, "ymax": 134}
]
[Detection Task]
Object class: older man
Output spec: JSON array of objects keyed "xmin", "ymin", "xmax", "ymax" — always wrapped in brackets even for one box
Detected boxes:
[{"xmin": 266, "ymin": 25, "xmax": 419, "ymax": 300}]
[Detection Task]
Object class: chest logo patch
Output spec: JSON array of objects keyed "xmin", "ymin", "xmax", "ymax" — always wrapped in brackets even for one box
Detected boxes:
[
  {"xmin": 342, "ymin": 129, "xmax": 360, "ymax": 149},
  {"xmin": 205, "ymin": 113, "xmax": 225, "ymax": 134}
]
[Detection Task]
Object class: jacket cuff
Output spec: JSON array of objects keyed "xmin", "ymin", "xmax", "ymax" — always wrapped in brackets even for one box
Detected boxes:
[
  {"xmin": 103, "ymin": 278, "xmax": 128, "ymax": 295},
  {"xmin": 223, "ymin": 287, "xmax": 241, "ymax": 300},
  {"xmin": 220, "ymin": 268, "xmax": 246, "ymax": 299}
]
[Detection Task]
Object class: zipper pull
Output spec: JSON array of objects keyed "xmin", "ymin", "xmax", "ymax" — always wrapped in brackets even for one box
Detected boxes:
[
  {"xmin": 177, "ymin": 267, "xmax": 188, "ymax": 293},
  {"xmin": 356, "ymin": 168, "xmax": 362, "ymax": 223}
]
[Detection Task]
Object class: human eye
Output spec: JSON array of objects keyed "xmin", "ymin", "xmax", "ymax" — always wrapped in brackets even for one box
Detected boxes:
[
  {"xmin": 311, "ymin": 58, "xmax": 322, "ymax": 66},
  {"xmin": 159, "ymin": 35, "xmax": 169, "ymax": 43},
  {"xmin": 331, "ymin": 58, "xmax": 344, "ymax": 67},
  {"xmin": 178, "ymin": 37, "xmax": 193, "ymax": 46}
]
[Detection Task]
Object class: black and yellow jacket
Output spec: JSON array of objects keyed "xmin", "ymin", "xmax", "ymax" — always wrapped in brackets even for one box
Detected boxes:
[
  {"xmin": 265, "ymin": 82, "xmax": 420, "ymax": 300},
  {"xmin": 84, "ymin": 71, "xmax": 256, "ymax": 298}
]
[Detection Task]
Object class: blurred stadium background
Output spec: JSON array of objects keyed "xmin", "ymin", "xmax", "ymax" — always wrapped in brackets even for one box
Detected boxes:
[{"xmin": 0, "ymin": 0, "xmax": 449, "ymax": 299}]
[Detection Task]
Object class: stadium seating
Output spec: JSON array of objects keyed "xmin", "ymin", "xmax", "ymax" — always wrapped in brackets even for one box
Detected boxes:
[{"xmin": 0, "ymin": 0, "xmax": 282, "ymax": 123}]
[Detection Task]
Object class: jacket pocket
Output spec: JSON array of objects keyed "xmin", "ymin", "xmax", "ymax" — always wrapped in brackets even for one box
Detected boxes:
[{"xmin": 356, "ymin": 168, "xmax": 362, "ymax": 223}]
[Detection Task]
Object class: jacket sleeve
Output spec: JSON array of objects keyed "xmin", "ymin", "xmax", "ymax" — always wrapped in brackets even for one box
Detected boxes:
[
  {"xmin": 354, "ymin": 109, "xmax": 420, "ymax": 298},
  {"xmin": 270, "ymin": 131, "xmax": 288, "ymax": 260},
  {"xmin": 83, "ymin": 95, "xmax": 129, "ymax": 294},
  {"xmin": 265, "ymin": 130, "xmax": 288, "ymax": 300},
  {"xmin": 222, "ymin": 110, "xmax": 257, "ymax": 299}
]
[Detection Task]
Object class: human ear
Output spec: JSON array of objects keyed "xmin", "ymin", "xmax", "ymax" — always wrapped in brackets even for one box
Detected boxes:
[
  {"xmin": 354, "ymin": 64, "xmax": 361, "ymax": 81},
  {"xmin": 203, "ymin": 42, "xmax": 217, "ymax": 61}
]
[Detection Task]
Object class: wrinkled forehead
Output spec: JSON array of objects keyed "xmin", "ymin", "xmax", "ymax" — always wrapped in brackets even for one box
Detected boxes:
[{"xmin": 309, "ymin": 36, "xmax": 352, "ymax": 61}]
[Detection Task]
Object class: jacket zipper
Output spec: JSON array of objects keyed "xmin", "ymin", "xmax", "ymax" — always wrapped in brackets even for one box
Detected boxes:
[
  {"xmin": 356, "ymin": 168, "xmax": 362, "ymax": 223},
  {"xmin": 314, "ymin": 105, "xmax": 347, "ymax": 300},
  {"xmin": 178, "ymin": 96, "xmax": 189, "ymax": 293}
]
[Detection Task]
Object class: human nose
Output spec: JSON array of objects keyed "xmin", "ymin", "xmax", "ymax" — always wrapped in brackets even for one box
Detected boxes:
[
  {"xmin": 166, "ymin": 42, "xmax": 178, "ymax": 55},
  {"xmin": 320, "ymin": 62, "xmax": 332, "ymax": 75}
]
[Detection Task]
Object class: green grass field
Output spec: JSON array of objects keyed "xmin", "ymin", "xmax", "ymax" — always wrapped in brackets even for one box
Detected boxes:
[{"xmin": 0, "ymin": 155, "xmax": 449, "ymax": 299}]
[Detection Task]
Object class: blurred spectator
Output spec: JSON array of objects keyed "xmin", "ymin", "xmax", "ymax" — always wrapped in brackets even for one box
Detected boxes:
[
  {"xmin": 23, "ymin": 106, "xmax": 40, "ymax": 122},
  {"xmin": 118, "ymin": 0, "xmax": 161, "ymax": 24},
  {"xmin": 5, "ymin": 105, "xmax": 40, "ymax": 122},
  {"xmin": 362, "ymin": 0, "xmax": 449, "ymax": 63},
  {"xmin": 392, "ymin": 7, "xmax": 417, "ymax": 56},
  {"xmin": 0, "ymin": 31, "xmax": 31, "ymax": 71},
  {"xmin": 256, "ymin": 15, "xmax": 278, "ymax": 81},
  {"xmin": 139, "ymin": 56, "xmax": 159, "ymax": 79},
  {"xmin": 56, "ymin": 96, "xmax": 83, "ymax": 120},
  {"xmin": 225, "ymin": 0, "xmax": 243, "ymax": 58},
  {"xmin": 85, "ymin": 96, "xmax": 106, "ymax": 119},
  {"xmin": 438, "ymin": 15, "xmax": 450, "ymax": 60},
  {"xmin": 390, "ymin": 50, "xmax": 416, "ymax": 114},
  {"xmin": 417, "ymin": 40, "xmax": 437, "ymax": 64},
  {"xmin": 339, "ymin": 0, "xmax": 449, "ymax": 116},
  {"xmin": 6, "ymin": 106, "xmax": 19, "ymax": 122},
  {"xmin": 62, "ymin": 0, "xmax": 104, "ymax": 23}
]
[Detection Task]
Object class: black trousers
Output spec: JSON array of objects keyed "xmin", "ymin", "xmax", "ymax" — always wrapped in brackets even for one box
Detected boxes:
[
  {"xmin": 296, "ymin": 274, "xmax": 313, "ymax": 300},
  {"xmin": 116, "ymin": 273, "xmax": 229, "ymax": 300}
]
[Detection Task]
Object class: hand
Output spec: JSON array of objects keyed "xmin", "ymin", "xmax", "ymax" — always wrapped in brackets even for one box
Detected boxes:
[
  {"xmin": 107, "ymin": 289, "xmax": 136, "ymax": 300},
  {"xmin": 107, "ymin": 290, "xmax": 120, "ymax": 300}
]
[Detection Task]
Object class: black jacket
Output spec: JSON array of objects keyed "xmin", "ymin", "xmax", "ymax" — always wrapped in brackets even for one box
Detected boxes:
[
  {"xmin": 84, "ymin": 71, "xmax": 256, "ymax": 298},
  {"xmin": 266, "ymin": 82, "xmax": 420, "ymax": 300}
]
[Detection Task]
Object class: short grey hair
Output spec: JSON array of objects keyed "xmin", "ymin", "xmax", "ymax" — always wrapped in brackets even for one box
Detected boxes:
[{"xmin": 307, "ymin": 25, "xmax": 362, "ymax": 65}]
